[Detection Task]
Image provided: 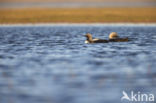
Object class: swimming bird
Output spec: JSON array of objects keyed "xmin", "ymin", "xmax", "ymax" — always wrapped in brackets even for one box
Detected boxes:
[
  {"xmin": 109, "ymin": 32, "xmax": 129, "ymax": 42},
  {"xmin": 85, "ymin": 33, "xmax": 108, "ymax": 43}
]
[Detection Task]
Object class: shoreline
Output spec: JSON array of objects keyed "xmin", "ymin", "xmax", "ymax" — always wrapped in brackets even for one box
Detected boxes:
[
  {"xmin": 1, "ymin": 8, "xmax": 156, "ymax": 24},
  {"xmin": 0, "ymin": 23, "xmax": 156, "ymax": 27}
]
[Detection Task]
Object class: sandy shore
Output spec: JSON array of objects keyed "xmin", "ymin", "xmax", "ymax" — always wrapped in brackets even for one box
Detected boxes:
[
  {"xmin": 0, "ymin": 23, "xmax": 156, "ymax": 27},
  {"xmin": 0, "ymin": 8, "xmax": 156, "ymax": 24}
]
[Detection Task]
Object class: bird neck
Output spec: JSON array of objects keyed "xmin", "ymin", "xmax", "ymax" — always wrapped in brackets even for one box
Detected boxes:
[{"xmin": 87, "ymin": 36, "xmax": 93, "ymax": 42}]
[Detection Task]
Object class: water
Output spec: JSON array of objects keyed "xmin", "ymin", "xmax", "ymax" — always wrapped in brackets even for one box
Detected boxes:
[{"xmin": 0, "ymin": 24, "xmax": 156, "ymax": 103}]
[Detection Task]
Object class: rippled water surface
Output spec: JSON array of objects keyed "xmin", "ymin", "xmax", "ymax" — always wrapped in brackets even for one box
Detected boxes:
[{"xmin": 0, "ymin": 24, "xmax": 156, "ymax": 103}]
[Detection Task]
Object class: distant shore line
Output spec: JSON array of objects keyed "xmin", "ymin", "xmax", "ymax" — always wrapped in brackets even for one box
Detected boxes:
[
  {"xmin": 0, "ymin": 8, "xmax": 155, "ymax": 24},
  {"xmin": 1, "ymin": 23, "xmax": 156, "ymax": 27}
]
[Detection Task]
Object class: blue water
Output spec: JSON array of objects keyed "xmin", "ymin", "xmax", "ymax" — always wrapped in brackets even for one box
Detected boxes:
[{"xmin": 0, "ymin": 24, "xmax": 156, "ymax": 103}]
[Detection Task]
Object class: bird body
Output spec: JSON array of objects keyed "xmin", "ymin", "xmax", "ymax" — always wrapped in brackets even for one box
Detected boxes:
[
  {"xmin": 85, "ymin": 32, "xmax": 129, "ymax": 44},
  {"xmin": 109, "ymin": 37, "xmax": 129, "ymax": 42},
  {"xmin": 109, "ymin": 32, "xmax": 129, "ymax": 42},
  {"xmin": 85, "ymin": 33, "xmax": 108, "ymax": 43}
]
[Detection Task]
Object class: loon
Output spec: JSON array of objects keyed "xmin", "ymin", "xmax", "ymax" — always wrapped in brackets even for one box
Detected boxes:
[
  {"xmin": 85, "ymin": 33, "xmax": 108, "ymax": 43},
  {"xmin": 109, "ymin": 32, "xmax": 129, "ymax": 42}
]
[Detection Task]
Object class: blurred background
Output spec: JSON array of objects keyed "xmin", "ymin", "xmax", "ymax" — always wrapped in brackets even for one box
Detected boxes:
[
  {"xmin": 0, "ymin": 0, "xmax": 156, "ymax": 8},
  {"xmin": 0, "ymin": 0, "xmax": 156, "ymax": 23}
]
